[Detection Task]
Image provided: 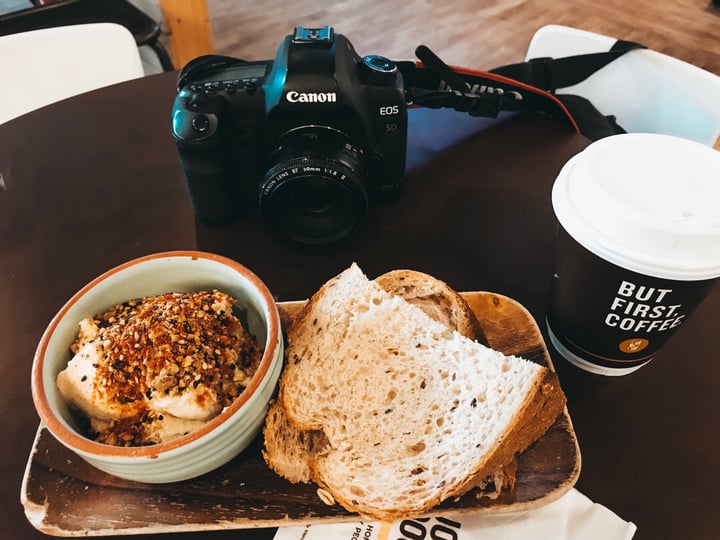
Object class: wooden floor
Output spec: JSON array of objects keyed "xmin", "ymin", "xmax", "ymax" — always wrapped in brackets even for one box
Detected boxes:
[{"xmin": 207, "ymin": 0, "xmax": 720, "ymax": 75}]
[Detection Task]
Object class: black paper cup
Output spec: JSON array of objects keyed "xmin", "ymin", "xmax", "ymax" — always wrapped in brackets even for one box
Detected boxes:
[{"xmin": 548, "ymin": 134, "xmax": 720, "ymax": 375}]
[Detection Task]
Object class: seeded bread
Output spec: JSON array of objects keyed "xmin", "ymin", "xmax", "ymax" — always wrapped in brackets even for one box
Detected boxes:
[
  {"xmin": 262, "ymin": 267, "xmax": 487, "ymax": 484},
  {"xmin": 268, "ymin": 264, "xmax": 565, "ymax": 520},
  {"xmin": 262, "ymin": 400, "xmax": 329, "ymax": 484},
  {"xmin": 375, "ymin": 269, "xmax": 487, "ymax": 345}
]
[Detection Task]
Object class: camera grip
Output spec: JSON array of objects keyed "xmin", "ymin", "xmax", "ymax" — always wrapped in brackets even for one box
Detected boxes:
[{"xmin": 177, "ymin": 141, "xmax": 241, "ymax": 225}]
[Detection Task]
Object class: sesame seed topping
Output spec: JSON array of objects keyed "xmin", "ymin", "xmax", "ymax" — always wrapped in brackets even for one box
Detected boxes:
[{"xmin": 70, "ymin": 290, "xmax": 262, "ymax": 447}]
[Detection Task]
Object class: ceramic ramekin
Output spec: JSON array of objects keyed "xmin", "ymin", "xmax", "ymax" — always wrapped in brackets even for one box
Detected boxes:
[{"xmin": 31, "ymin": 251, "xmax": 283, "ymax": 483}]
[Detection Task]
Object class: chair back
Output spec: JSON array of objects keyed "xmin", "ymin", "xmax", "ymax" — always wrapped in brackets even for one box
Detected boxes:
[
  {"xmin": 0, "ymin": 22, "xmax": 144, "ymax": 124},
  {"xmin": 526, "ymin": 24, "xmax": 720, "ymax": 146}
]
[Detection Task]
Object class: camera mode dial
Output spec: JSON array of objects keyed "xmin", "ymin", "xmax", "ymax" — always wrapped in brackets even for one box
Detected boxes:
[{"xmin": 361, "ymin": 55, "xmax": 398, "ymax": 85}]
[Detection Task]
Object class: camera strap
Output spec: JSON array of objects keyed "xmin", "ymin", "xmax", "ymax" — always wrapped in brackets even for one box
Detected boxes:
[{"xmin": 397, "ymin": 40, "xmax": 645, "ymax": 140}]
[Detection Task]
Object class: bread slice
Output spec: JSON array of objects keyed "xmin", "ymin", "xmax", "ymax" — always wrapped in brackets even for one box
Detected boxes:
[
  {"xmin": 262, "ymin": 267, "xmax": 486, "ymax": 484},
  {"xmin": 270, "ymin": 264, "xmax": 565, "ymax": 520},
  {"xmin": 262, "ymin": 399, "xmax": 329, "ymax": 484},
  {"xmin": 375, "ymin": 269, "xmax": 487, "ymax": 345}
]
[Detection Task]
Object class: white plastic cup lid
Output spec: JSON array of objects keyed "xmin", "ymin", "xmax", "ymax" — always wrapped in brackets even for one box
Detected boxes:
[{"xmin": 552, "ymin": 133, "xmax": 720, "ymax": 281}]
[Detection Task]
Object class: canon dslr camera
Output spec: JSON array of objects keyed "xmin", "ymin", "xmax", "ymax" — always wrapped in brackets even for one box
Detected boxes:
[{"xmin": 171, "ymin": 26, "xmax": 407, "ymax": 245}]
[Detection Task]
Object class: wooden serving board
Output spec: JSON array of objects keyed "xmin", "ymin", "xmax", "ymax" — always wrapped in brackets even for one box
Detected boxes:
[{"xmin": 21, "ymin": 292, "xmax": 580, "ymax": 537}]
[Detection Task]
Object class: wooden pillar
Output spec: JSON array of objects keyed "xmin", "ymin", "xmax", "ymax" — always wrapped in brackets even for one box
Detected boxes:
[{"xmin": 158, "ymin": 0, "xmax": 215, "ymax": 69}]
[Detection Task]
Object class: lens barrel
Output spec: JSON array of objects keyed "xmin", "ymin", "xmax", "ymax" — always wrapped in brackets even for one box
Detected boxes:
[{"xmin": 259, "ymin": 127, "xmax": 368, "ymax": 245}]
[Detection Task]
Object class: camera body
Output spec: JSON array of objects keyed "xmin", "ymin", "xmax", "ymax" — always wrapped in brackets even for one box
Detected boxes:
[{"xmin": 171, "ymin": 26, "xmax": 408, "ymax": 245}]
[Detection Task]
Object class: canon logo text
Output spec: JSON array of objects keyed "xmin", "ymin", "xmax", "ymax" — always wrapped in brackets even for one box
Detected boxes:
[{"xmin": 285, "ymin": 91, "xmax": 337, "ymax": 103}]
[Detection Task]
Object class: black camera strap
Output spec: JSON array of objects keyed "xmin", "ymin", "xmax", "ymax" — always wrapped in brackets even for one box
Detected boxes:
[{"xmin": 397, "ymin": 40, "xmax": 645, "ymax": 139}]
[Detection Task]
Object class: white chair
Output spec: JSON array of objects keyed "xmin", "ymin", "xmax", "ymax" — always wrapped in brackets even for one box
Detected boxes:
[
  {"xmin": 0, "ymin": 22, "xmax": 145, "ymax": 125},
  {"xmin": 525, "ymin": 24, "xmax": 720, "ymax": 147}
]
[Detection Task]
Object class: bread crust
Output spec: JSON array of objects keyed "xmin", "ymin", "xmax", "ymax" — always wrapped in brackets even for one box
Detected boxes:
[
  {"xmin": 262, "ymin": 398, "xmax": 328, "ymax": 483},
  {"xmin": 447, "ymin": 368, "xmax": 565, "ymax": 501}
]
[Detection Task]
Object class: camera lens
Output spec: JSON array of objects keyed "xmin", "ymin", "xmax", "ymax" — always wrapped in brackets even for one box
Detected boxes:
[{"xmin": 259, "ymin": 126, "xmax": 368, "ymax": 245}]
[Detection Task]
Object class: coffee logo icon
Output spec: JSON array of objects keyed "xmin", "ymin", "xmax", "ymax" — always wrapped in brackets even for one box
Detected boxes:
[{"xmin": 619, "ymin": 338, "xmax": 649, "ymax": 354}]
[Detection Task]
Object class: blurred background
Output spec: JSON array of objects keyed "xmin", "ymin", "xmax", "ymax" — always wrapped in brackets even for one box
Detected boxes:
[
  {"xmin": 2, "ymin": 0, "xmax": 718, "ymax": 75},
  {"xmin": 207, "ymin": 0, "xmax": 720, "ymax": 74}
]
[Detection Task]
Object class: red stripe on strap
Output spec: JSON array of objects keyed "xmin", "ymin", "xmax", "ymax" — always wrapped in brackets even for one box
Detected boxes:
[
  {"xmin": 450, "ymin": 65, "xmax": 580, "ymax": 133},
  {"xmin": 413, "ymin": 62, "xmax": 580, "ymax": 134}
]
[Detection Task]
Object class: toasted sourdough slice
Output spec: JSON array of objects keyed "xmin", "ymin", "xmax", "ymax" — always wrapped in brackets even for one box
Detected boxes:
[
  {"xmin": 263, "ymin": 397, "xmax": 517, "ymax": 494},
  {"xmin": 276, "ymin": 264, "xmax": 565, "ymax": 520},
  {"xmin": 262, "ymin": 268, "xmax": 488, "ymax": 485},
  {"xmin": 375, "ymin": 269, "xmax": 488, "ymax": 345}
]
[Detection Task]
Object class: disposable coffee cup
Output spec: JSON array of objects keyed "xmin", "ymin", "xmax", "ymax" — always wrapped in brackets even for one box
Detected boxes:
[{"xmin": 547, "ymin": 133, "xmax": 720, "ymax": 376}]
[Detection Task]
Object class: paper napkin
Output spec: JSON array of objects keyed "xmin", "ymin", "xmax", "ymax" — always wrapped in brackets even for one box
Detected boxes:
[{"xmin": 272, "ymin": 488, "xmax": 636, "ymax": 540}]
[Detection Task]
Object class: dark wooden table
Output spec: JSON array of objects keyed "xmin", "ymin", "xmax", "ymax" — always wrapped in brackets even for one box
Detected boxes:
[{"xmin": 1, "ymin": 71, "xmax": 718, "ymax": 539}]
